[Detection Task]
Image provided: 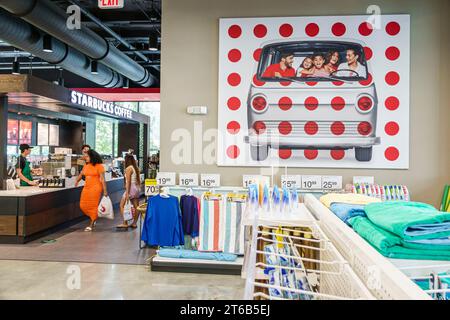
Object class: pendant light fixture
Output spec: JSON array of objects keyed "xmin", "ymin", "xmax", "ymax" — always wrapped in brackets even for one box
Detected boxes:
[
  {"xmin": 91, "ymin": 60, "xmax": 98, "ymax": 74},
  {"xmin": 43, "ymin": 34, "xmax": 53, "ymax": 53},
  {"xmin": 149, "ymin": 31, "xmax": 159, "ymax": 51},
  {"xmin": 12, "ymin": 56, "xmax": 20, "ymax": 75}
]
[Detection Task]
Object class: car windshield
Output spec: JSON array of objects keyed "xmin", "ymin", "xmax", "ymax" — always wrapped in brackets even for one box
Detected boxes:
[{"xmin": 258, "ymin": 41, "xmax": 369, "ymax": 82}]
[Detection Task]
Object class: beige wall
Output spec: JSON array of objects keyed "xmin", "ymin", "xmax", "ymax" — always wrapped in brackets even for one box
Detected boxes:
[{"xmin": 161, "ymin": 0, "xmax": 450, "ymax": 207}]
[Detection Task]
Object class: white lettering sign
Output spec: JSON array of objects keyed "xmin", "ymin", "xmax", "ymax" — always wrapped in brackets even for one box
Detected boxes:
[{"xmin": 70, "ymin": 91, "xmax": 133, "ymax": 119}]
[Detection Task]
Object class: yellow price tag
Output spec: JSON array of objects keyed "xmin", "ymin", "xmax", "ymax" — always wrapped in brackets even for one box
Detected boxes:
[{"xmin": 145, "ymin": 179, "xmax": 158, "ymax": 196}]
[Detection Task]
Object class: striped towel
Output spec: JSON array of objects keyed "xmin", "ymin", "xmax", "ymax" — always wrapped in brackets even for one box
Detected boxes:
[
  {"xmin": 198, "ymin": 196, "xmax": 225, "ymax": 252},
  {"xmin": 222, "ymin": 201, "xmax": 246, "ymax": 255}
]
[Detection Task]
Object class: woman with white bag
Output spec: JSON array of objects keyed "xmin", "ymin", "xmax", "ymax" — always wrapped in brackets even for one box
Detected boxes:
[
  {"xmin": 75, "ymin": 149, "xmax": 108, "ymax": 232},
  {"xmin": 116, "ymin": 153, "xmax": 141, "ymax": 230}
]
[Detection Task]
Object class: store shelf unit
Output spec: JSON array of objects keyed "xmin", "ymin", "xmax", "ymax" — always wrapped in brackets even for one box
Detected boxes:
[
  {"xmin": 303, "ymin": 194, "xmax": 431, "ymax": 300},
  {"xmin": 243, "ymin": 207, "xmax": 375, "ymax": 300}
]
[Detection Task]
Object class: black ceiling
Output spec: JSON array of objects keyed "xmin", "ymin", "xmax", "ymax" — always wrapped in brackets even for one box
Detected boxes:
[{"xmin": 0, "ymin": 0, "xmax": 161, "ymax": 88}]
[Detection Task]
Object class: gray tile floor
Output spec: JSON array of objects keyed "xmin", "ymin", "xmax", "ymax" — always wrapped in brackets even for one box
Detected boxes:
[{"xmin": 0, "ymin": 260, "xmax": 245, "ymax": 300}]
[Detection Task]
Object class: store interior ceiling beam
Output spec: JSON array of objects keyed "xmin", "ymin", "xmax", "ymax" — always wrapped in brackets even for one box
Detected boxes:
[{"xmin": 0, "ymin": 0, "xmax": 155, "ymax": 87}]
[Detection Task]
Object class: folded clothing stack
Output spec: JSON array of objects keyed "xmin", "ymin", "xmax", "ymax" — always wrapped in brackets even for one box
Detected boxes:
[{"xmin": 348, "ymin": 201, "xmax": 450, "ymax": 261}]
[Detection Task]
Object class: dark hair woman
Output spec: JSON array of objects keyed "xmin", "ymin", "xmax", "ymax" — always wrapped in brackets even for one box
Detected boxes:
[
  {"xmin": 116, "ymin": 154, "xmax": 142, "ymax": 230},
  {"xmin": 75, "ymin": 149, "xmax": 108, "ymax": 232}
]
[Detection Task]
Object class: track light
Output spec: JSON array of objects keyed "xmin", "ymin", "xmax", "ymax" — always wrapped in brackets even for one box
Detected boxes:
[
  {"xmin": 149, "ymin": 34, "xmax": 158, "ymax": 51},
  {"xmin": 58, "ymin": 68, "xmax": 64, "ymax": 86},
  {"xmin": 91, "ymin": 60, "xmax": 98, "ymax": 74},
  {"xmin": 12, "ymin": 57, "xmax": 20, "ymax": 75},
  {"xmin": 43, "ymin": 34, "xmax": 53, "ymax": 53},
  {"xmin": 123, "ymin": 78, "xmax": 129, "ymax": 89}
]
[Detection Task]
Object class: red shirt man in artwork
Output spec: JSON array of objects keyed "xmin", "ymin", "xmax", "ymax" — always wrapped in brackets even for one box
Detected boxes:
[{"xmin": 262, "ymin": 52, "xmax": 296, "ymax": 78}]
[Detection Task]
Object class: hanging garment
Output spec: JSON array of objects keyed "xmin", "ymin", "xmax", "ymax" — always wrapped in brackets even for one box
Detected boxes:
[
  {"xmin": 198, "ymin": 195, "xmax": 225, "ymax": 252},
  {"xmin": 222, "ymin": 200, "xmax": 246, "ymax": 255},
  {"xmin": 141, "ymin": 194, "xmax": 185, "ymax": 247},
  {"xmin": 180, "ymin": 195, "xmax": 200, "ymax": 237}
]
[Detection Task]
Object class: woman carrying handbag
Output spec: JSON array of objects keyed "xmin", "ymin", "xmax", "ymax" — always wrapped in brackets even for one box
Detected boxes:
[{"xmin": 116, "ymin": 154, "xmax": 141, "ymax": 230}]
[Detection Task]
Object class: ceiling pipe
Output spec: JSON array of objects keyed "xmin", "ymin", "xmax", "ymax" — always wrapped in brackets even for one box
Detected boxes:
[
  {"xmin": 67, "ymin": 0, "xmax": 149, "ymax": 64},
  {"xmin": 0, "ymin": 0, "xmax": 154, "ymax": 87},
  {"xmin": 0, "ymin": 9, "xmax": 123, "ymax": 87}
]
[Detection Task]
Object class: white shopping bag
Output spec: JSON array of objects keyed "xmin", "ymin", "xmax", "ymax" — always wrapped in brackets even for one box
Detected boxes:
[
  {"xmin": 98, "ymin": 196, "xmax": 114, "ymax": 219},
  {"xmin": 6, "ymin": 179, "xmax": 15, "ymax": 190},
  {"xmin": 123, "ymin": 200, "xmax": 134, "ymax": 222}
]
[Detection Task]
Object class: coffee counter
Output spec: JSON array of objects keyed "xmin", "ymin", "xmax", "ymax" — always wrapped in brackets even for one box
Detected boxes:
[{"xmin": 0, "ymin": 177, "xmax": 125, "ymax": 243}]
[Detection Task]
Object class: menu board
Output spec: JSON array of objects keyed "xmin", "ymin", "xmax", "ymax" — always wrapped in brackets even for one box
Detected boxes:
[
  {"xmin": 19, "ymin": 121, "xmax": 32, "ymax": 145},
  {"xmin": 37, "ymin": 123, "xmax": 49, "ymax": 146},
  {"xmin": 49, "ymin": 124, "xmax": 59, "ymax": 146},
  {"xmin": 7, "ymin": 119, "xmax": 19, "ymax": 145}
]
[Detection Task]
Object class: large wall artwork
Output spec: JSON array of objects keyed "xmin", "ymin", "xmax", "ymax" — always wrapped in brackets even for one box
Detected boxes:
[{"xmin": 218, "ymin": 15, "xmax": 410, "ymax": 169}]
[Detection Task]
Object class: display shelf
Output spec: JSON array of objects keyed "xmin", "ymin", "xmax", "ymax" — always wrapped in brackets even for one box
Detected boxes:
[{"xmin": 150, "ymin": 256, "xmax": 244, "ymax": 275}]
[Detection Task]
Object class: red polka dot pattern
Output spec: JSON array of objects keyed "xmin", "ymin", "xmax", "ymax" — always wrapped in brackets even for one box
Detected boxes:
[
  {"xmin": 358, "ymin": 121, "xmax": 372, "ymax": 136},
  {"xmin": 333, "ymin": 81, "xmax": 344, "ymax": 86},
  {"xmin": 331, "ymin": 149, "xmax": 345, "ymax": 160},
  {"xmin": 359, "ymin": 73, "xmax": 373, "ymax": 86},
  {"xmin": 253, "ymin": 48, "xmax": 262, "ymax": 61},
  {"xmin": 385, "ymin": 147, "xmax": 399, "ymax": 161},
  {"xmin": 227, "ymin": 73, "xmax": 241, "ymax": 86},
  {"xmin": 279, "ymin": 24, "xmax": 293, "ymax": 37},
  {"xmin": 278, "ymin": 121, "xmax": 292, "ymax": 135},
  {"xmin": 331, "ymin": 122, "xmax": 345, "ymax": 136},
  {"xmin": 332, "ymin": 22, "xmax": 346, "ymax": 36},
  {"xmin": 278, "ymin": 97, "xmax": 292, "ymax": 111},
  {"xmin": 385, "ymin": 46, "xmax": 400, "ymax": 61},
  {"xmin": 253, "ymin": 24, "xmax": 267, "ymax": 38},
  {"xmin": 304, "ymin": 96, "xmax": 318, "ymax": 111},
  {"xmin": 385, "ymin": 121, "xmax": 399, "ymax": 136},
  {"xmin": 304, "ymin": 150, "xmax": 318, "ymax": 160},
  {"xmin": 385, "ymin": 96, "xmax": 400, "ymax": 111},
  {"xmin": 306, "ymin": 81, "xmax": 318, "ymax": 86},
  {"xmin": 228, "ymin": 49, "xmax": 241, "ymax": 62},
  {"xmin": 386, "ymin": 22, "xmax": 401, "ymax": 36},
  {"xmin": 227, "ymin": 121, "xmax": 240, "ymax": 134},
  {"xmin": 253, "ymin": 121, "xmax": 266, "ymax": 135},
  {"xmin": 331, "ymin": 96, "xmax": 345, "ymax": 111},
  {"xmin": 364, "ymin": 46, "xmax": 373, "ymax": 60},
  {"xmin": 253, "ymin": 74, "xmax": 265, "ymax": 86},
  {"xmin": 358, "ymin": 22, "xmax": 373, "ymax": 36},
  {"xmin": 227, "ymin": 145, "xmax": 240, "ymax": 159},
  {"xmin": 304, "ymin": 121, "xmax": 318, "ymax": 135},
  {"xmin": 228, "ymin": 25, "xmax": 242, "ymax": 38},
  {"xmin": 227, "ymin": 97, "xmax": 241, "ymax": 111},
  {"xmin": 385, "ymin": 71, "xmax": 400, "ymax": 86},
  {"xmin": 305, "ymin": 23, "xmax": 319, "ymax": 37},
  {"xmin": 279, "ymin": 149, "xmax": 292, "ymax": 159}
]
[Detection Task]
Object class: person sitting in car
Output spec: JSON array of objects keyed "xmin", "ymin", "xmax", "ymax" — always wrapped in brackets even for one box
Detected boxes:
[
  {"xmin": 324, "ymin": 51, "xmax": 340, "ymax": 74},
  {"xmin": 337, "ymin": 49, "xmax": 367, "ymax": 77},
  {"xmin": 296, "ymin": 56, "xmax": 314, "ymax": 77},
  {"xmin": 311, "ymin": 54, "xmax": 329, "ymax": 77},
  {"xmin": 262, "ymin": 52, "xmax": 296, "ymax": 78}
]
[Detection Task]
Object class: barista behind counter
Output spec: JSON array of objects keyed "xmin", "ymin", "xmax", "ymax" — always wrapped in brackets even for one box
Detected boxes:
[{"xmin": 16, "ymin": 144, "xmax": 39, "ymax": 187}]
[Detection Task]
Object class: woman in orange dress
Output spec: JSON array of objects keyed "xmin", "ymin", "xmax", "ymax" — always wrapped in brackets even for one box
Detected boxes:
[{"xmin": 75, "ymin": 149, "xmax": 108, "ymax": 232}]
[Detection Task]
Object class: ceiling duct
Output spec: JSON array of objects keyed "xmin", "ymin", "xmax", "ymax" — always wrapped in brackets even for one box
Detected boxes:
[
  {"xmin": 0, "ymin": 0, "xmax": 155, "ymax": 87},
  {"xmin": 0, "ymin": 9, "xmax": 123, "ymax": 87}
]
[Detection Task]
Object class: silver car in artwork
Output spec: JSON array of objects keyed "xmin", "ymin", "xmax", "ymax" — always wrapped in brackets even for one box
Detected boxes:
[{"xmin": 246, "ymin": 39, "xmax": 380, "ymax": 162}]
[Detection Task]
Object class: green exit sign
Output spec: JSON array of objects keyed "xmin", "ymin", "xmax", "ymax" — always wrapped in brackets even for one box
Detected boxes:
[{"xmin": 98, "ymin": 0, "xmax": 124, "ymax": 9}]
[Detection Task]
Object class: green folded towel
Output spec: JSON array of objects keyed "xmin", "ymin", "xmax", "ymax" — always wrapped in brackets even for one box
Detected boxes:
[
  {"xmin": 364, "ymin": 201, "xmax": 450, "ymax": 241},
  {"xmin": 348, "ymin": 216, "xmax": 450, "ymax": 260}
]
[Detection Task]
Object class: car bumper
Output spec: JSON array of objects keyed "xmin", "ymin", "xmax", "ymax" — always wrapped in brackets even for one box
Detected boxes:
[{"xmin": 245, "ymin": 135, "xmax": 381, "ymax": 149}]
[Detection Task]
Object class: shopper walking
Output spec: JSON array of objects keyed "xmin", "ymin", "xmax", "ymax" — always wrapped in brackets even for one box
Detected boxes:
[
  {"xmin": 75, "ymin": 149, "xmax": 108, "ymax": 232},
  {"xmin": 116, "ymin": 154, "xmax": 142, "ymax": 230}
]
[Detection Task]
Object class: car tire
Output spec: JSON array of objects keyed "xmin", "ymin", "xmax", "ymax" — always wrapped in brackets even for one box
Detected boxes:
[
  {"xmin": 251, "ymin": 145, "xmax": 269, "ymax": 161},
  {"xmin": 355, "ymin": 147, "xmax": 373, "ymax": 162}
]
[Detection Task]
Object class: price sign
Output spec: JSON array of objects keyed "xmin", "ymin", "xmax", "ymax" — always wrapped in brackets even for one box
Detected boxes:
[
  {"xmin": 353, "ymin": 176, "xmax": 375, "ymax": 185},
  {"xmin": 281, "ymin": 175, "xmax": 301, "ymax": 189},
  {"xmin": 301, "ymin": 175, "xmax": 322, "ymax": 190},
  {"xmin": 145, "ymin": 179, "xmax": 158, "ymax": 196},
  {"xmin": 201, "ymin": 174, "xmax": 220, "ymax": 187},
  {"xmin": 156, "ymin": 172, "xmax": 176, "ymax": 186},
  {"xmin": 179, "ymin": 173, "xmax": 199, "ymax": 187},
  {"xmin": 242, "ymin": 175, "xmax": 270, "ymax": 188},
  {"xmin": 322, "ymin": 176, "xmax": 343, "ymax": 190}
]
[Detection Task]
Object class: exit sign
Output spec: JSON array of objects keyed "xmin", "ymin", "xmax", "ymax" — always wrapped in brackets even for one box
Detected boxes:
[{"xmin": 98, "ymin": 0, "xmax": 124, "ymax": 9}]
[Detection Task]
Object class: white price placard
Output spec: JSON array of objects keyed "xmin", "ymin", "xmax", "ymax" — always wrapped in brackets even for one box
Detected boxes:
[
  {"xmin": 322, "ymin": 176, "xmax": 343, "ymax": 190},
  {"xmin": 200, "ymin": 174, "xmax": 221, "ymax": 187},
  {"xmin": 145, "ymin": 179, "xmax": 158, "ymax": 196},
  {"xmin": 242, "ymin": 175, "xmax": 270, "ymax": 188},
  {"xmin": 179, "ymin": 173, "xmax": 199, "ymax": 187},
  {"xmin": 156, "ymin": 172, "xmax": 176, "ymax": 186},
  {"xmin": 353, "ymin": 176, "xmax": 375, "ymax": 185},
  {"xmin": 301, "ymin": 175, "xmax": 322, "ymax": 190},
  {"xmin": 281, "ymin": 175, "xmax": 301, "ymax": 189}
]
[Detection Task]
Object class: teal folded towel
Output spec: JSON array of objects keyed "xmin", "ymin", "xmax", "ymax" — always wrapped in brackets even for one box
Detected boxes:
[{"xmin": 364, "ymin": 201, "xmax": 450, "ymax": 241}]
